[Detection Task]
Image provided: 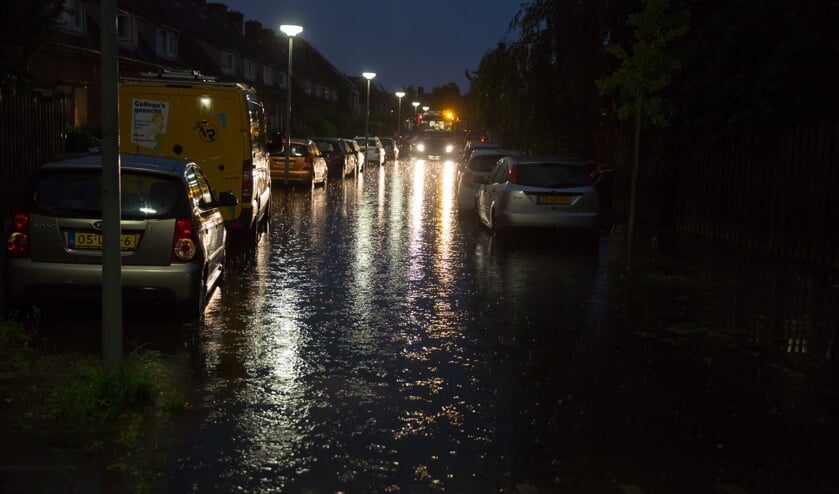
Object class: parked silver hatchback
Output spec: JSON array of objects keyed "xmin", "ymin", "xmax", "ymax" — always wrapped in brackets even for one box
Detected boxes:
[
  {"xmin": 473, "ymin": 155, "xmax": 601, "ymax": 248},
  {"xmin": 4, "ymin": 153, "xmax": 237, "ymax": 321}
]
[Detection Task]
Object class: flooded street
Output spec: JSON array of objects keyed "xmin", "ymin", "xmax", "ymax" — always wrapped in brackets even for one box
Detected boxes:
[{"xmin": 140, "ymin": 160, "xmax": 838, "ymax": 493}]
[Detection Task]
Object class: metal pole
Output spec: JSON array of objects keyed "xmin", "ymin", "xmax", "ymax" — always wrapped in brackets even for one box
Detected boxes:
[
  {"xmin": 396, "ymin": 95, "xmax": 403, "ymax": 136},
  {"xmin": 284, "ymin": 36, "xmax": 293, "ymax": 186},
  {"xmin": 364, "ymin": 78, "xmax": 370, "ymax": 166},
  {"xmin": 99, "ymin": 0, "xmax": 123, "ymax": 370}
]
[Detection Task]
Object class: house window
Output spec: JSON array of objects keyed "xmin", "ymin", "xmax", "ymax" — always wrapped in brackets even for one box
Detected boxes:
[
  {"xmin": 58, "ymin": 0, "xmax": 86, "ymax": 35},
  {"xmin": 117, "ymin": 11, "xmax": 137, "ymax": 48},
  {"xmin": 262, "ymin": 66, "xmax": 274, "ymax": 86},
  {"xmin": 156, "ymin": 28, "xmax": 178, "ymax": 59},
  {"xmin": 243, "ymin": 59, "xmax": 256, "ymax": 82},
  {"xmin": 221, "ymin": 51, "xmax": 236, "ymax": 75}
]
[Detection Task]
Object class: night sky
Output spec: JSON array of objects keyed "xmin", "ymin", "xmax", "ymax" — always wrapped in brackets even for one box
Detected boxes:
[{"xmin": 220, "ymin": 0, "xmax": 525, "ymax": 94}]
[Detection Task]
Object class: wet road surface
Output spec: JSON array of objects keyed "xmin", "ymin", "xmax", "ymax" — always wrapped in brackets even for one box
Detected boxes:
[{"xmin": 42, "ymin": 159, "xmax": 838, "ymax": 493}]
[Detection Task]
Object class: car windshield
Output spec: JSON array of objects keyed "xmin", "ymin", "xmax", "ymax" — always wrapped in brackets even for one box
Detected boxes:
[
  {"xmin": 34, "ymin": 170, "xmax": 188, "ymax": 219},
  {"xmin": 517, "ymin": 163, "xmax": 588, "ymax": 188}
]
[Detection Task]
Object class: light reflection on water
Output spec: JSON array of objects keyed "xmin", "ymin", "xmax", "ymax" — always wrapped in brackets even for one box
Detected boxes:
[{"xmin": 161, "ymin": 163, "xmax": 617, "ymax": 492}]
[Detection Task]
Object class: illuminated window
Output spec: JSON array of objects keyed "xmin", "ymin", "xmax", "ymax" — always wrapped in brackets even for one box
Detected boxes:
[{"xmin": 243, "ymin": 59, "xmax": 256, "ymax": 81}]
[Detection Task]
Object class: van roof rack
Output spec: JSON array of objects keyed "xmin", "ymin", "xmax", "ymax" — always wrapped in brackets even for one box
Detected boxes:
[
  {"xmin": 136, "ymin": 69, "xmax": 218, "ymax": 82},
  {"xmin": 120, "ymin": 69, "xmax": 257, "ymax": 92}
]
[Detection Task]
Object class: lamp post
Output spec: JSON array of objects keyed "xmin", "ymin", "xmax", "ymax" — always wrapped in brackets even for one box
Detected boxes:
[
  {"xmin": 280, "ymin": 24, "xmax": 302, "ymax": 186},
  {"xmin": 411, "ymin": 101, "xmax": 419, "ymax": 128},
  {"xmin": 394, "ymin": 91, "xmax": 405, "ymax": 137},
  {"xmin": 362, "ymin": 71, "xmax": 376, "ymax": 167}
]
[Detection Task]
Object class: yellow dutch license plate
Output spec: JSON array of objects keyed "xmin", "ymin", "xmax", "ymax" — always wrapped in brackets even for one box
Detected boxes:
[
  {"xmin": 540, "ymin": 195, "xmax": 573, "ymax": 205},
  {"xmin": 68, "ymin": 231, "xmax": 138, "ymax": 250}
]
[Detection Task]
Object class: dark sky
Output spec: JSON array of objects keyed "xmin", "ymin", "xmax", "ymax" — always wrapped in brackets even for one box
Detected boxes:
[{"xmin": 220, "ymin": 0, "xmax": 524, "ymax": 94}]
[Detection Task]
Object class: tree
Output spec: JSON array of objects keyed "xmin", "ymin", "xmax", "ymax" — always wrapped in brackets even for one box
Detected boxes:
[
  {"xmin": 0, "ymin": 0, "xmax": 65, "ymax": 91},
  {"xmin": 595, "ymin": 0, "xmax": 689, "ymax": 270}
]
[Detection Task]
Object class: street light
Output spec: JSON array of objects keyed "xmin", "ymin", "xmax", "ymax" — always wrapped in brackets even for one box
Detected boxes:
[
  {"xmin": 280, "ymin": 24, "xmax": 303, "ymax": 186},
  {"xmin": 395, "ymin": 91, "xmax": 405, "ymax": 137},
  {"xmin": 362, "ymin": 71, "xmax": 376, "ymax": 167},
  {"xmin": 411, "ymin": 101, "xmax": 419, "ymax": 128}
]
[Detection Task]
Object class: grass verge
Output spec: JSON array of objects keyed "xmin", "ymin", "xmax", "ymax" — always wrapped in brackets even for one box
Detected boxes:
[{"xmin": 0, "ymin": 311, "xmax": 188, "ymax": 493}]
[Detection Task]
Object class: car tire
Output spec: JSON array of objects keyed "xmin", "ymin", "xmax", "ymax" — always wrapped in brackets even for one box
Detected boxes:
[{"xmin": 179, "ymin": 274, "xmax": 206, "ymax": 322}]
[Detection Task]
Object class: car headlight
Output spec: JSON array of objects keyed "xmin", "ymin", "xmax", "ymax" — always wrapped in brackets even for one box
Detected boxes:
[
  {"xmin": 417, "ymin": 143, "xmax": 425, "ymax": 152},
  {"xmin": 445, "ymin": 144, "xmax": 454, "ymax": 153}
]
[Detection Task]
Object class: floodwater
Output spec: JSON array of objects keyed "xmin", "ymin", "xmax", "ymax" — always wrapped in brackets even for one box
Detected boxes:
[{"xmin": 46, "ymin": 159, "xmax": 837, "ymax": 493}]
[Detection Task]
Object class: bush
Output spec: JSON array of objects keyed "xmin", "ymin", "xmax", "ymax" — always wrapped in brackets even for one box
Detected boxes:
[{"xmin": 65, "ymin": 125, "xmax": 101, "ymax": 152}]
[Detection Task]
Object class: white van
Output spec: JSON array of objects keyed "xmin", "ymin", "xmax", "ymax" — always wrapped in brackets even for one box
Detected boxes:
[{"xmin": 119, "ymin": 70, "xmax": 271, "ymax": 244}]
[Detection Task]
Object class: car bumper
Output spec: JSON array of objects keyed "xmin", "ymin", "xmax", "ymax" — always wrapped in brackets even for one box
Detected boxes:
[
  {"xmin": 5, "ymin": 258, "xmax": 203, "ymax": 307},
  {"xmin": 498, "ymin": 211, "xmax": 600, "ymax": 230},
  {"xmin": 271, "ymin": 170, "xmax": 313, "ymax": 183}
]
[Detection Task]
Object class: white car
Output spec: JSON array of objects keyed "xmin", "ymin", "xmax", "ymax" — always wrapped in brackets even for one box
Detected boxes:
[{"xmin": 354, "ymin": 136, "xmax": 385, "ymax": 167}]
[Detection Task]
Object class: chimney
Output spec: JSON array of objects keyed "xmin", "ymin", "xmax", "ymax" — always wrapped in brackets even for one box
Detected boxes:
[
  {"xmin": 245, "ymin": 20, "xmax": 263, "ymax": 43},
  {"xmin": 206, "ymin": 3, "xmax": 228, "ymax": 17},
  {"xmin": 227, "ymin": 11, "xmax": 244, "ymax": 35}
]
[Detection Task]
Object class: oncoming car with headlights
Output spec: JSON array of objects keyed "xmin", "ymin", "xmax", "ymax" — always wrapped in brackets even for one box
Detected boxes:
[{"xmin": 408, "ymin": 130, "xmax": 459, "ymax": 162}]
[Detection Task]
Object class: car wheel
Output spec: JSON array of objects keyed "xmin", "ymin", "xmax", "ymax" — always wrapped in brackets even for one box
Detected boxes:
[
  {"xmin": 179, "ymin": 273, "xmax": 206, "ymax": 322},
  {"xmin": 490, "ymin": 207, "xmax": 503, "ymax": 235},
  {"xmin": 260, "ymin": 197, "xmax": 271, "ymax": 233}
]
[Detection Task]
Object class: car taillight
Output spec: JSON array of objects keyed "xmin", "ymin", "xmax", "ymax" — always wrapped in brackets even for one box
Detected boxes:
[
  {"xmin": 303, "ymin": 157, "xmax": 313, "ymax": 169},
  {"xmin": 172, "ymin": 218, "xmax": 198, "ymax": 262},
  {"xmin": 241, "ymin": 159, "xmax": 253, "ymax": 203},
  {"xmin": 508, "ymin": 165, "xmax": 520, "ymax": 185},
  {"xmin": 7, "ymin": 213, "xmax": 30, "ymax": 257}
]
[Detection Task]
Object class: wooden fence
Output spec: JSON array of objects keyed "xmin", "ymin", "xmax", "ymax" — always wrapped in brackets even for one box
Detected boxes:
[
  {"xmin": 0, "ymin": 94, "xmax": 70, "ymax": 222},
  {"xmin": 671, "ymin": 121, "xmax": 838, "ymax": 270}
]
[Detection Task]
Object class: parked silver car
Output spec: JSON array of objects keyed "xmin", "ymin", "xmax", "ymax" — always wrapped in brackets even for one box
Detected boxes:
[
  {"xmin": 4, "ymin": 153, "xmax": 237, "ymax": 321},
  {"xmin": 354, "ymin": 136, "xmax": 385, "ymax": 167},
  {"xmin": 473, "ymin": 155, "xmax": 600, "ymax": 246},
  {"xmin": 345, "ymin": 138, "xmax": 365, "ymax": 173}
]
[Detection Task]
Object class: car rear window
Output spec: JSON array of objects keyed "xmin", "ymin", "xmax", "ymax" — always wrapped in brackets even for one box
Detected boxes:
[
  {"xmin": 34, "ymin": 170, "xmax": 188, "ymax": 219},
  {"xmin": 290, "ymin": 143, "xmax": 310, "ymax": 157},
  {"xmin": 316, "ymin": 141, "xmax": 336, "ymax": 153},
  {"xmin": 516, "ymin": 163, "xmax": 588, "ymax": 188}
]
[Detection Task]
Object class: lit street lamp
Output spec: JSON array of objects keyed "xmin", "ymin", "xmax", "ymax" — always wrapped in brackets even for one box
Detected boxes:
[
  {"xmin": 280, "ymin": 24, "xmax": 303, "ymax": 186},
  {"xmin": 411, "ymin": 101, "xmax": 419, "ymax": 128},
  {"xmin": 395, "ymin": 91, "xmax": 405, "ymax": 137},
  {"xmin": 362, "ymin": 71, "xmax": 376, "ymax": 167}
]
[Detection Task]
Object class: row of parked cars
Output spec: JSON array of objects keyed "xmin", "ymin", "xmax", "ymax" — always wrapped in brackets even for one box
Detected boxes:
[{"xmin": 265, "ymin": 135, "xmax": 402, "ymax": 188}]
